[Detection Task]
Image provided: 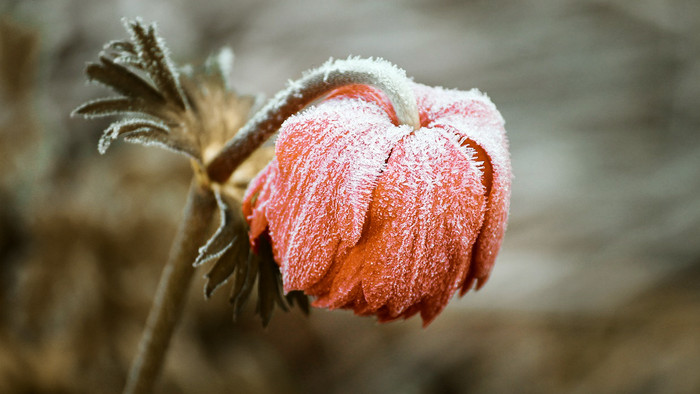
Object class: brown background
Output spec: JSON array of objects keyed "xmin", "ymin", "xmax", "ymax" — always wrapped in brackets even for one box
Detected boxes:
[{"xmin": 1, "ymin": 0, "xmax": 699, "ymax": 393}]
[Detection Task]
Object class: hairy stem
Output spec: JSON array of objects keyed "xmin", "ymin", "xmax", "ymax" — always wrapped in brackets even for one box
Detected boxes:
[
  {"xmin": 124, "ymin": 180, "xmax": 217, "ymax": 394},
  {"xmin": 206, "ymin": 57, "xmax": 419, "ymax": 183}
]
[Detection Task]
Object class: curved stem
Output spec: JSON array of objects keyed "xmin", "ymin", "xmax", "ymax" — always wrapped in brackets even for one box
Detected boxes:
[
  {"xmin": 206, "ymin": 57, "xmax": 420, "ymax": 183},
  {"xmin": 124, "ymin": 180, "xmax": 216, "ymax": 394}
]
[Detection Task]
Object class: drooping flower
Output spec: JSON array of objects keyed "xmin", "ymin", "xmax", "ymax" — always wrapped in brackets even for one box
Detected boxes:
[{"xmin": 243, "ymin": 83, "xmax": 511, "ymax": 325}]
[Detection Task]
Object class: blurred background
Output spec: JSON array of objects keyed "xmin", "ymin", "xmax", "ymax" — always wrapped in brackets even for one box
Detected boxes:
[{"xmin": 1, "ymin": 0, "xmax": 699, "ymax": 393}]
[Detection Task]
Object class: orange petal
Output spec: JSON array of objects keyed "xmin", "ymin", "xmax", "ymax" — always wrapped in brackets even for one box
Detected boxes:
[
  {"xmin": 267, "ymin": 95, "xmax": 414, "ymax": 291},
  {"xmin": 345, "ymin": 127, "xmax": 487, "ymax": 323},
  {"xmin": 242, "ymin": 159, "xmax": 279, "ymax": 248},
  {"xmin": 414, "ymin": 84, "xmax": 511, "ymax": 294}
]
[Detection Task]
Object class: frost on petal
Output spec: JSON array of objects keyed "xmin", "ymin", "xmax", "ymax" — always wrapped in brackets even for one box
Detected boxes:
[
  {"xmin": 242, "ymin": 159, "xmax": 280, "ymax": 248},
  {"xmin": 242, "ymin": 79, "xmax": 510, "ymax": 325},
  {"xmin": 415, "ymin": 84, "xmax": 511, "ymax": 293},
  {"xmin": 325, "ymin": 85, "xmax": 399, "ymax": 125},
  {"xmin": 315, "ymin": 128, "xmax": 487, "ymax": 325},
  {"xmin": 267, "ymin": 95, "xmax": 414, "ymax": 291}
]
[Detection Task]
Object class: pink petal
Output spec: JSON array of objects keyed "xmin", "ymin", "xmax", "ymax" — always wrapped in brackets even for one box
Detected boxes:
[
  {"xmin": 242, "ymin": 159, "xmax": 280, "ymax": 248},
  {"xmin": 319, "ymin": 127, "xmax": 487, "ymax": 324},
  {"xmin": 415, "ymin": 84, "xmax": 511, "ymax": 293},
  {"xmin": 267, "ymin": 92, "xmax": 414, "ymax": 291}
]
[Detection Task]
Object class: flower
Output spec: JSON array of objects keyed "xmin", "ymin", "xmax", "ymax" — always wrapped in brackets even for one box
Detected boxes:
[{"xmin": 243, "ymin": 83, "xmax": 511, "ymax": 325}]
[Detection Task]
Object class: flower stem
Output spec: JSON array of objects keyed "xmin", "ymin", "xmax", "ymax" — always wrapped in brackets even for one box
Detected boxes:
[
  {"xmin": 123, "ymin": 57, "xmax": 421, "ymax": 392},
  {"xmin": 206, "ymin": 57, "xmax": 420, "ymax": 183},
  {"xmin": 124, "ymin": 180, "xmax": 217, "ymax": 394}
]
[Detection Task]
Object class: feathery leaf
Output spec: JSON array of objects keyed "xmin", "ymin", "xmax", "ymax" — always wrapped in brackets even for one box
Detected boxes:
[
  {"xmin": 86, "ymin": 56, "xmax": 164, "ymax": 103},
  {"xmin": 98, "ymin": 118, "xmax": 169, "ymax": 154},
  {"xmin": 125, "ymin": 19, "xmax": 187, "ymax": 110},
  {"xmin": 72, "ymin": 97, "xmax": 144, "ymax": 118},
  {"xmin": 73, "ymin": 96, "xmax": 174, "ymax": 120}
]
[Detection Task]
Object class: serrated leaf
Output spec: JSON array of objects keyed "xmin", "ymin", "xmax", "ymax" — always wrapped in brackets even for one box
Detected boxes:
[
  {"xmin": 86, "ymin": 56, "xmax": 164, "ymax": 104},
  {"xmin": 126, "ymin": 19, "xmax": 187, "ymax": 110},
  {"xmin": 77, "ymin": 18, "xmax": 256, "ymax": 169}
]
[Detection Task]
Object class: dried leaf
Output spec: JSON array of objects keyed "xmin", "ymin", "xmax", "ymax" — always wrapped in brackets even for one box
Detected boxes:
[
  {"xmin": 75, "ymin": 19, "xmax": 254, "ymax": 164},
  {"xmin": 86, "ymin": 56, "xmax": 164, "ymax": 104},
  {"xmin": 121, "ymin": 128, "xmax": 170, "ymax": 147},
  {"xmin": 72, "ymin": 97, "xmax": 159, "ymax": 119},
  {"xmin": 125, "ymin": 19, "xmax": 187, "ymax": 110},
  {"xmin": 98, "ymin": 118, "xmax": 169, "ymax": 154}
]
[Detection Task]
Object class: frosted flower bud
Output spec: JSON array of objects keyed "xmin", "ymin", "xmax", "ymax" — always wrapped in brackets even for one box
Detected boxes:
[{"xmin": 243, "ymin": 83, "xmax": 511, "ymax": 325}]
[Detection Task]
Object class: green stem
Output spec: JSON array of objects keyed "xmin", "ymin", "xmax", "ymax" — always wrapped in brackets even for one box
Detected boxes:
[{"xmin": 124, "ymin": 180, "xmax": 216, "ymax": 394}]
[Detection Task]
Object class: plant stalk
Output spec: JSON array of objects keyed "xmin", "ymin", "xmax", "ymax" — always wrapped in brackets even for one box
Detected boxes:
[{"xmin": 124, "ymin": 180, "xmax": 217, "ymax": 394}]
